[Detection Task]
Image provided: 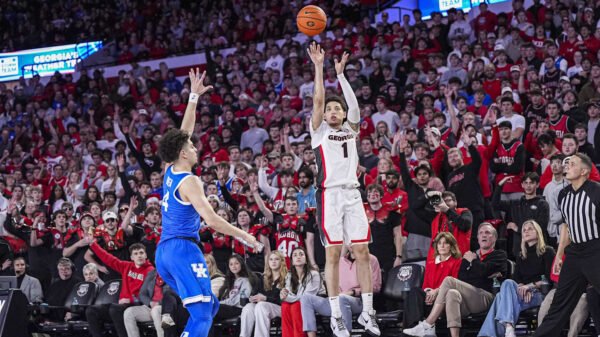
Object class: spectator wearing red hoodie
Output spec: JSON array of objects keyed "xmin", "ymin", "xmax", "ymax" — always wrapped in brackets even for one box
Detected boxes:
[{"xmin": 85, "ymin": 242, "xmax": 155, "ymax": 337}]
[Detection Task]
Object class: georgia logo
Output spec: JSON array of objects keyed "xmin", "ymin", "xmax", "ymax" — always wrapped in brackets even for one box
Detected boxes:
[
  {"xmin": 77, "ymin": 284, "xmax": 89, "ymax": 296},
  {"xmin": 107, "ymin": 282, "xmax": 120, "ymax": 295},
  {"xmin": 397, "ymin": 266, "xmax": 413, "ymax": 281},
  {"xmin": 54, "ymin": 233, "xmax": 61, "ymax": 240}
]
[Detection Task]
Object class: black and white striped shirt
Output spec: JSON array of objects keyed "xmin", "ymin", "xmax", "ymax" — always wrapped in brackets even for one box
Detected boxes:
[{"xmin": 559, "ymin": 180, "xmax": 600, "ymax": 244}]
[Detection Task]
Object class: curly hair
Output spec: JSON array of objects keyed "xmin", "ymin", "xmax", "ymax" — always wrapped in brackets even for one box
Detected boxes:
[{"xmin": 158, "ymin": 129, "xmax": 190, "ymax": 163}]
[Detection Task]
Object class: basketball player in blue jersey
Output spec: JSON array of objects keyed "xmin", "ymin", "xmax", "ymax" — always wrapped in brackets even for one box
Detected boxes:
[
  {"xmin": 307, "ymin": 42, "xmax": 380, "ymax": 336},
  {"xmin": 156, "ymin": 69, "xmax": 262, "ymax": 337}
]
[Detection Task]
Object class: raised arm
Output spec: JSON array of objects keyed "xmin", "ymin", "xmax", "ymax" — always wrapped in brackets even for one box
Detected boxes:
[
  {"xmin": 181, "ymin": 68, "xmax": 213, "ymax": 135},
  {"xmin": 179, "ymin": 175, "xmax": 262, "ymax": 250},
  {"xmin": 307, "ymin": 42, "xmax": 325, "ymax": 131},
  {"xmin": 250, "ymin": 181, "xmax": 274, "ymax": 223},
  {"xmin": 335, "ymin": 52, "xmax": 359, "ymax": 132}
]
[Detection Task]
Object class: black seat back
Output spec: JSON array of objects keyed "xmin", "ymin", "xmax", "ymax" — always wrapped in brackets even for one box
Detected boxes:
[
  {"xmin": 64, "ymin": 281, "xmax": 98, "ymax": 308},
  {"xmin": 506, "ymin": 260, "xmax": 516, "ymax": 280},
  {"xmin": 382, "ymin": 263, "xmax": 425, "ymax": 301},
  {"xmin": 94, "ymin": 279, "xmax": 122, "ymax": 305}
]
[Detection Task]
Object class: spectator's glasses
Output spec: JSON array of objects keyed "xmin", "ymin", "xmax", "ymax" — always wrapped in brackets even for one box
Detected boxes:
[
  {"xmin": 119, "ymin": 207, "xmax": 129, "ymax": 212},
  {"xmin": 62, "ymin": 206, "xmax": 73, "ymax": 211},
  {"xmin": 105, "ymin": 218, "xmax": 117, "ymax": 223}
]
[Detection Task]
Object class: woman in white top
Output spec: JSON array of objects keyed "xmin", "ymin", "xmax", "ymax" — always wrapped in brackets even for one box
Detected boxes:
[
  {"xmin": 281, "ymin": 247, "xmax": 322, "ymax": 337},
  {"xmin": 100, "ymin": 165, "xmax": 124, "ymax": 198}
]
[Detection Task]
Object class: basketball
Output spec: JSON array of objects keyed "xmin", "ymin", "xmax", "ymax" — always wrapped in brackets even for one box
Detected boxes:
[{"xmin": 297, "ymin": 5, "xmax": 327, "ymax": 36}]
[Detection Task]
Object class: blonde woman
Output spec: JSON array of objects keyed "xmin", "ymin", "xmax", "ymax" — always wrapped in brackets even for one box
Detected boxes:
[
  {"xmin": 478, "ymin": 220, "xmax": 555, "ymax": 337},
  {"xmin": 205, "ymin": 253, "xmax": 225, "ymax": 295},
  {"xmin": 240, "ymin": 251, "xmax": 288, "ymax": 337}
]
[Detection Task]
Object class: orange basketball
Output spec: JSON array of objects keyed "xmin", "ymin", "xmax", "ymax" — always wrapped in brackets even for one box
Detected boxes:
[{"xmin": 297, "ymin": 5, "xmax": 327, "ymax": 36}]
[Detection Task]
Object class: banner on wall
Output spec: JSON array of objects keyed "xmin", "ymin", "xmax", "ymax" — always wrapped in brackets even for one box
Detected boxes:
[
  {"xmin": 0, "ymin": 41, "xmax": 102, "ymax": 82},
  {"xmin": 420, "ymin": 0, "xmax": 509, "ymax": 19}
]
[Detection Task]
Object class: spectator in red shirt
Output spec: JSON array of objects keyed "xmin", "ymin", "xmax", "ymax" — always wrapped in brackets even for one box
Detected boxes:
[
  {"xmin": 404, "ymin": 232, "xmax": 462, "ymax": 327},
  {"xmin": 86, "ymin": 242, "xmax": 155, "ymax": 337}
]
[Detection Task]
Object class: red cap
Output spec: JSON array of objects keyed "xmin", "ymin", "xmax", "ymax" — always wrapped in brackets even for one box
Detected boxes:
[{"xmin": 290, "ymin": 117, "xmax": 302, "ymax": 125}]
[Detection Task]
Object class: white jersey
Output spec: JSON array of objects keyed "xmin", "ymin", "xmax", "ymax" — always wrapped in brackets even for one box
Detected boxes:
[{"xmin": 310, "ymin": 120, "xmax": 359, "ymax": 189}]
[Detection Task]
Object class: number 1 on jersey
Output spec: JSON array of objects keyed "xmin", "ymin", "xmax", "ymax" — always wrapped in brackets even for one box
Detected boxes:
[{"xmin": 341, "ymin": 142, "xmax": 348, "ymax": 158}]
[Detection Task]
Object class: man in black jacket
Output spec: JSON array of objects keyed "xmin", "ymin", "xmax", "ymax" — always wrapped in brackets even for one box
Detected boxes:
[
  {"xmin": 440, "ymin": 134, "xmax": 485, "ymax": 249},
  {"xmin": 403, "ymin": 223, "xmax": 508, "ymax": 337},
  {"xmin": 398, "ymin": 136, "xmax": 437, "ymax": 260},
  {"xmin": 492, "ymin": 172, "xmax": 549, "ymax": 257}
]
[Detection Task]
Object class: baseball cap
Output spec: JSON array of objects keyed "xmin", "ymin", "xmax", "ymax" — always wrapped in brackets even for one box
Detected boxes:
[
  {"xmin": 498, "ymin": 121, "xmax": 513, "ymax": 129},
  {"xmin": 510, "ymin": 65, "xmax": 521, "ymax": 73},
  {"xmin": 81, "ymin": 212, "xmax": 95, "ymax": 221},
  {"xmin": 290, "ymin": 117, "xmax": 302, "ymax": 125},
  {"xmin": 346, "ymin": 64, "xmax": 357, "ymax": 71},
  {"xmin": 560, "ymin": 76, "xmax": 570, "ymax": 82},
  {"xmin": 102, "ymin": 211, "xmax": 118, "ymax": 222},
  {"xmin": 502, "ymin": 87, "xmax": 513, "ymax": 95},
  {"xmin": 267, "ymin": 151, "xmax": 281, "ymax": 159}
]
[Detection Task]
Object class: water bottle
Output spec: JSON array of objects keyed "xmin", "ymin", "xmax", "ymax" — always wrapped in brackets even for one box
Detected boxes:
[
  {"xmin": 492, "ymin": 277, "xmax": 501, "ymax": 295},
  {"xmin": 239, "ymin": 289, "xmax": 249, "ymax": 306},
  {"xmin": 540, "ymin": 275, "xmax": 550, "ymax": 295},
  {"xmin": 72, "ymin": 296, "xmax": 79, "ymax": 312}
]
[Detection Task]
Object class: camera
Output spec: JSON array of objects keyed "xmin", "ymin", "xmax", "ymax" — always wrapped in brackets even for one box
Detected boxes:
[{"xmin": 429, "ymin": 194, "xmax": 442, "ymax": 206}]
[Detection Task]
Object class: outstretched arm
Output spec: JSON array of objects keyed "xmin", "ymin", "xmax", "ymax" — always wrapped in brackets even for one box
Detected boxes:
[
  {"xmin": 335, "ymin": 52, "xmax": 359, "ymax": 131},
  {"xmin": 181, "ymin": 68, "xmax": 213, "ymax": 135},
  {"xmin": 308, "ymin": 42, "xmax": 325, "ymax": 131},
  {"xmin": 179, "ymin": 176, "xmax": 262, "ymax": 250}
]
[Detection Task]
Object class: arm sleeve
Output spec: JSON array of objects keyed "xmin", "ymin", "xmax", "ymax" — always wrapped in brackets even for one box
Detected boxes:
[
  {"xmin": 468, "ymin": 145, "xmax": 482, "ymax": 174},
  {"xmin": 491, "ymin": 184, "xmax": 511, "ymax": 213},
  {"xmin": 125, "ymin": 135, "xmax": 151, "ymax": 178},
  {"xmin": 337, "ymin": 74, "xmax": 360, "ymax": 124},
  {"xmin": 90, "ymin": 242, "xmax": 128, "ymax": 274},
  {"xmin": 398, "ymin": 153, "xmax": 414, "ymax": 190},
  {"xmin": 258, "ymin": 168, "xmax": 279, "ymax": 200},
  {"xmin": 219, "ymin": 183, "xmax": 239, "ymax": 211},
  {"xmin": 446, "ymin": 209, "xmax": 473, "ymax": 232}
]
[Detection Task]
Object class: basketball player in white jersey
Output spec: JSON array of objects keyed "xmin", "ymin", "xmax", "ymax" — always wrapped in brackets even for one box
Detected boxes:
[{"xmin": 307, "ymin": 42, "xmax": 380, "ymax": 337}]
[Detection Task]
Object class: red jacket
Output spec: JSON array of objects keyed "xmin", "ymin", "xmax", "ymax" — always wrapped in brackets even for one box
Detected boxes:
[
  {"xmin": 422, "ymin": 256, "xmax": 462, "ymax": 290},
  {"xmin": 428, "ymin": 208, "xmax": 472, "ymax": 262},
  {"xmin": 540, "ymin": 161, "xmax": 600, "ymax": 189},
  {"xmin": 90, "ymin": 242, "xmax": 155, "ymax": 303}
]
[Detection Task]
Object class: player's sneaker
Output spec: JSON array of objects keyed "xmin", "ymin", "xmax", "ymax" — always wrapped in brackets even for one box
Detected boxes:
[
  {"xmin": 161, "ymin": 314, "xmax": 175, "ymax": 328},
  {"xmin": 330, "ymin": 316, "xmax": 350, "ymax": 337},
  {"xmin": 402, "ymin": 320, "xmax": 436, "ymax": 337},
  {"xmin": 358, "ymin": 310, "xmax": 381, "ymax": 336}
]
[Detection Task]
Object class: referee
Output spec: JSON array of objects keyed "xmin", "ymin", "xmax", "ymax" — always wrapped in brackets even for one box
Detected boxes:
[{"xmin": 533, "ymin": 153, "xmax": 600, "ymax": 337}]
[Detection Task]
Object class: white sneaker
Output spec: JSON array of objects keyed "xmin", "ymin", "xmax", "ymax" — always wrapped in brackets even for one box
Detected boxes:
[
  {"xmin": 504, "ymin": 326, "xmax": 516, "ymax": 337},
  {"xmin": 161, "ymin": 313, "xmax": 175, "ymax": 328},
  {"xmin": 358, "ymin": 310, "xmax": 381, "ymax": 336},
  {"xmin": 402, "ymin": 320, "xmax": 436, "ymax": 337},
  {"xmin": 330, "ymin": 316, "xmax": 350, "ymax": 337}
]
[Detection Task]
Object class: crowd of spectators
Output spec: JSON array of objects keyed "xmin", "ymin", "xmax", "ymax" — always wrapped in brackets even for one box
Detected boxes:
[
  {"xmin": 0, "ymin": 0, "xmax": 366, "ymax": 66},
  {"xmin": 2, "ymin": 0, "xmax": 600, "ymax": 336}
]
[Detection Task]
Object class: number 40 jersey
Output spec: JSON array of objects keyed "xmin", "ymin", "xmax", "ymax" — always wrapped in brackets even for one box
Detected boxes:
[
  {"xmin": 310, "ymin": 120, "xmax": 360, "ymax": 189},
  {"xmin": 160, "ymin": 165, "xmax": 201, "ymax": 242}
]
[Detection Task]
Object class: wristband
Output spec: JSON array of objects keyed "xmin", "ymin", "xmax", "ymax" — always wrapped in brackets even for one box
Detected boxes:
[{"xmin": 189, "ymin": 93, "xmax": 199, "ymax": 103}]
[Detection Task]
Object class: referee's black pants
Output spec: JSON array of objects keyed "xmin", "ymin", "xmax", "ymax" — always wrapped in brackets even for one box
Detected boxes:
[{"xmin": 533, "ymin": 239, "xmax": 600, "ymax": 337}]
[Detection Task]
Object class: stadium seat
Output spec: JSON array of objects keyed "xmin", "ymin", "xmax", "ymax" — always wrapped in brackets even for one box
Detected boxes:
[
  {"xmin": 69, "ymin": 279, "xmax": 122, "ymax": 333},
  {"xmin": 381, "ymin": 263, "xmax": 425, "ymax": 330},
  {"xmin": 37, "ymin": 281, "xmax": 99, "ymax": 335}
]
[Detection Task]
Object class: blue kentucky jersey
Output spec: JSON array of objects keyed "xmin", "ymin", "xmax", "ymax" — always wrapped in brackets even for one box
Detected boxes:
[{"xmin": 161, "ymin": 165, "xmax": 201, "ymax": 242}]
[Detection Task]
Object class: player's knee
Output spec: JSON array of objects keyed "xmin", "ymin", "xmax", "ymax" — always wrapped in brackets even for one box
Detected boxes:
[
  {"xmin": 350, "ymin": 244, "xmax": 369, "ymax": 258},
  {"xmin": 325, "ymin": 245, "xmax": 342, "ymax": 259}
]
